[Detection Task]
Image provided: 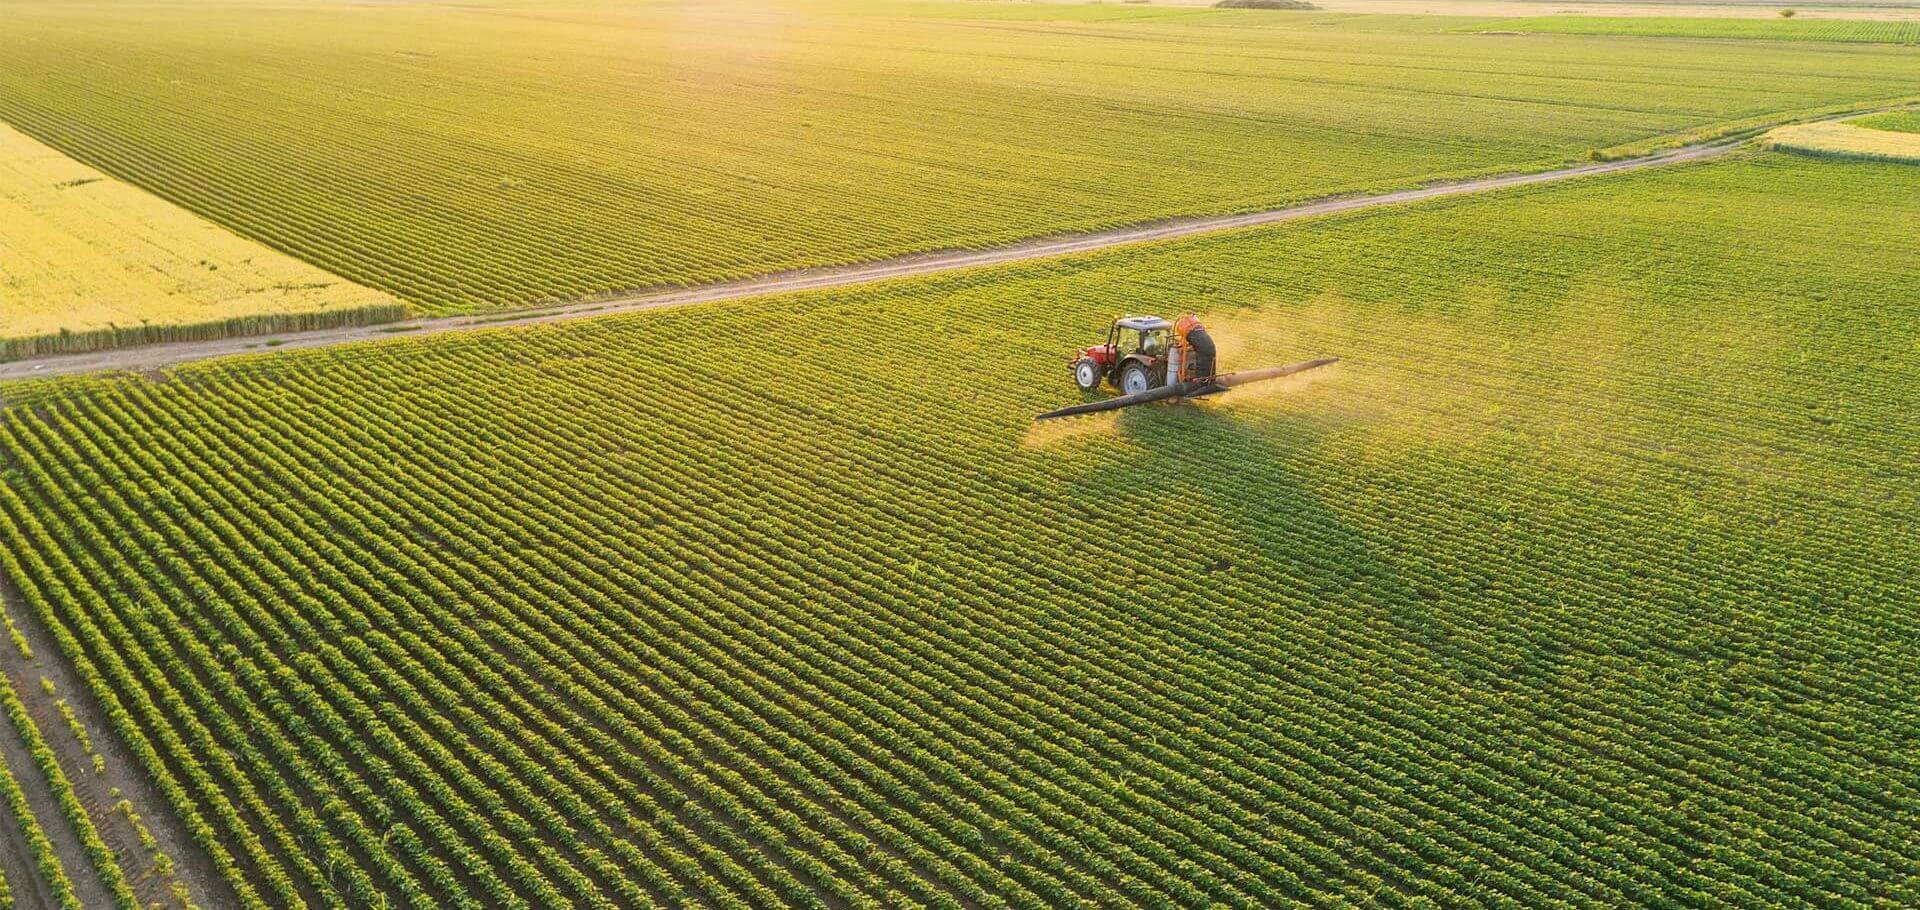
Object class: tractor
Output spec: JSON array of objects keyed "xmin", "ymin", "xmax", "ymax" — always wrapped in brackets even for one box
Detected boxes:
[
  {"xmin": 1071, "ymin": 314, "xmax": 1216, "ymax": 395},
  {"xmin": 1038, "ymin": 313, "xmax": 1336, "ymax": 422}
]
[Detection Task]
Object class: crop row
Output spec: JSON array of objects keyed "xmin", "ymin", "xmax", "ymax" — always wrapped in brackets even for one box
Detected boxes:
[
  {"xmin": 0, "ymin": 594, "xmax": 143, "ymax": 910},
  {"xmin": 1486, "ymin": 15, "xmax": 1920, "ymax": 44},
  {"xmin": 0, "ymin": 648, "xmax": 139, "ymax": 909},
  {"xmin": 0, "ymin": 729, "xmax": 65, "ymax": 909},
  {"xmin": 0, "ymin": 152, "xmax": 1914, "ymax": 907},
  {"xmin": 4, "ymin": 1, "xmax": 1920, "ymax": 312}
]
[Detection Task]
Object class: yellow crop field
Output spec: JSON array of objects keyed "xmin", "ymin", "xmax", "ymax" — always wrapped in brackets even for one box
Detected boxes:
[
  {"xmin": 1766, "ymin": 118, "xmax": 1920, "ymax": 163},
  {"xmin": 0, "ymin": 124, "xmax": 404, "ymax": 361}
]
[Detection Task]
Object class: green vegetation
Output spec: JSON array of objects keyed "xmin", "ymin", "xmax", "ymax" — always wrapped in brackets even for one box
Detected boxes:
[
  {"xmin": 1215, "ymin": 0, "xmax": 1320, "ymax": 10},
  {"xmin": 0, "ymin": 151, "xmax": 1914, "ymax": 907},
  {"xmin": 0, "ymin": 749, "xmax": 75, "ymax": 910},
  {"xmin": 0, "ymin": 619, "xmax": 134, "ymax": 910},
  {"xmin": 2, "ymin": 0, "xmax": 1919, "ymax": 316},
  {"xmin": 1482, "ymin": 15, "xmax": 1920, "ymax": 43},
  {"xmin": 0, "ymin": 672, "xmax": 138, "ymax": 909},
  {"xmin": 1855, "ymin": 110, "xmax": 1920, "ymax": 132},
  {"xmin": 0, "ymin": 124, "xmax": 405, "ymax": 362}
]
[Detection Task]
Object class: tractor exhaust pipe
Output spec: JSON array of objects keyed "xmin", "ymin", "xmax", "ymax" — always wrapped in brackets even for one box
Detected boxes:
[{"xmin": 1033, "ymin": 357, "xmax": 1337, "ymax": 421}]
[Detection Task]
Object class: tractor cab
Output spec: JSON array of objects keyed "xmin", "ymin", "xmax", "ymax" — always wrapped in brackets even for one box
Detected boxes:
[
  {"xmin": 1110, "ymin": 315, "xmax": 1172, "ymax": 361},
  {"xmin": 1073, "ymin": 315, "xmax": 1173, "ymax": 395}
]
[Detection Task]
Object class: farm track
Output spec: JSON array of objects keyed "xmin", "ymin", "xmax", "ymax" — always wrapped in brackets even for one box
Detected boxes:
[{"xmin": 0, "ymin": 139, "xmax": 1739, "ymax": 383}]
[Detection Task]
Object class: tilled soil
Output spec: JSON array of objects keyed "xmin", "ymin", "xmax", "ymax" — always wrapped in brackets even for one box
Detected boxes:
[{"xmin": 0, "ymin": 575, "xmax": 233, "ymax": 908}]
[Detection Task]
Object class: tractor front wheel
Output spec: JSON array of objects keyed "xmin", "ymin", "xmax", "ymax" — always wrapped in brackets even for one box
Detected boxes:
[
  {"xmin": 1120, "ymin": 362, "xmax": 1154, "ymax": 396},
  {"xmin": 1073, "ymin": 359, "xmax": 1102, "ymax": 392}
]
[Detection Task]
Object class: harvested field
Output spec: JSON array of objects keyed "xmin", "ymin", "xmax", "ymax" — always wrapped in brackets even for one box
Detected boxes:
[
  {"xmin": 1767, "ymin": 118, "xmax": 1920, "ymax": 162},
  {"xmin": 0, "ymin": 124, "xmax": 404, "ymax": 361}
]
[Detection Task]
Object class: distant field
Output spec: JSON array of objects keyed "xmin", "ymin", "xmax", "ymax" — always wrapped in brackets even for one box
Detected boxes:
[
  {"xmin": 1767, "ymin": 117, "xmax": 1920, "ymax": 162},
  {"xmin": 2, "ymin": 151, "xmax": 1915, "ymax": 908},
  {"xmin": 1856, "ymin": 110, "xmax": 1920, "ymax": 131},
  {"xmin": 2, "ymin": 0, "xmax": 1919, "ymax": 315},
  {"xmin": 1482, "ymin": 14, "xmax": 1920, "ymax": 40},
  {"xmin": 1316, "ymin": 0, "xmax": 1920, "ymax": 19},
  {"xmin": 0, "ymin": 124, "xmax": 403, "ymax": 361}
]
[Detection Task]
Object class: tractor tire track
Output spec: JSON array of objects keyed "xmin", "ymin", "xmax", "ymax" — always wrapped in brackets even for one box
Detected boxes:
[
  {"xmin": 0, "ymin": 140, "xmax": 1740, "ymax": 383},
  {"xmin": 0, "ymin": 572, "xmax": 235, "ymax": 909}
]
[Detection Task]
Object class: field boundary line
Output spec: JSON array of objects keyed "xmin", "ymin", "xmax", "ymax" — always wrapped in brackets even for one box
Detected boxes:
[{"xmin": 0, "ymin": 137, "xmax": 1746, "ymax": 382}]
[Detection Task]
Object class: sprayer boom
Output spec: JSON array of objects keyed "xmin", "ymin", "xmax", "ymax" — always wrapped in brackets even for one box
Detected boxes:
[{"xmin": 1034, "ymin": 357, "xmax": 1337, "ymax": 422}]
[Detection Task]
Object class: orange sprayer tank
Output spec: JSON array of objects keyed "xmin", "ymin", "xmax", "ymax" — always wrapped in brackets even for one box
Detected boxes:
[{"xmin": 1173, "ymin": 313, "xmax": 1213, "ymax": 383}]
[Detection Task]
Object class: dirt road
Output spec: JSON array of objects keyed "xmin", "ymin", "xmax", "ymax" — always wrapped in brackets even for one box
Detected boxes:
[{"xmin": 0, "ymin": 140, "xmax": 1738, "ymax": 383}]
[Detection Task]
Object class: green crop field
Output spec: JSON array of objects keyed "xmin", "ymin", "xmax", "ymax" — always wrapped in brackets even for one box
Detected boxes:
[
  {"xmin": 2, "ymin": 0, "xmax": 1919, "ymax": 316},
  {"xmin": 1481, "ymin": 15, "xmax": 1920, "ymax": 43},
  {"xmin": 1, "ymin": 150, "xmax": 1915, "ymax": 908},
  {"xmin": 0, "ymin": 758, "xmax": 56, "ymax": 908},
  {"xmin": 1855, "ymin": 110, "xmax": 1920, "ymax": 132},
  {"xmin": 0, "ymin": 668, "xmax": 138, "ymax": 910}
]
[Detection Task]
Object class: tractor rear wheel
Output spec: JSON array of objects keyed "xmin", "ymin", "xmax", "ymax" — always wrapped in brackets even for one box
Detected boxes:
[
  {"xmin": 1073, "ymin": 359, "xmax": 1102, "ymax": 392},
  {"xmin": 1120, "ymin": 362, "xmax": 1154, "ymax": 396}
]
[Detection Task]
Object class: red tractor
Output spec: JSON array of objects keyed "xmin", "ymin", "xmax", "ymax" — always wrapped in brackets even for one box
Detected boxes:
[
  {"xmin": 1041, "ymin": 313, "xmax": 1336, "ymax": 421},
  {"xmin": 1072, "ymin": 314, "xmax": 1216, "ymax": 395}
]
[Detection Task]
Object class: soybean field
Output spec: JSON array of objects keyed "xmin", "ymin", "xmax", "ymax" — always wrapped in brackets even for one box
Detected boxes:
[
  {"xmin": 0, "ymin": 150, "xmax": 1915, "ymax": 908},
  {"xmin": 2, "ymin": 0, "xmax": 1918, "ymax": 906}
]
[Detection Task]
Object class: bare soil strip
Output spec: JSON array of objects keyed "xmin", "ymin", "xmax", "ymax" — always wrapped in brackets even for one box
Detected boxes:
[
  {"xmin": 0, "ymin": 586, "xmax": 114, "ymax": 908},
  {"xmin": 0, "ymin": 575, "xmax": 233, "ymax": 908},
  {"xmin": 0, "ymin": 720, "xmax": 69, "ymax": 910},
  {"xmin": 0, "ymin": 140, "xmax": 1737, "ymax": 383}
]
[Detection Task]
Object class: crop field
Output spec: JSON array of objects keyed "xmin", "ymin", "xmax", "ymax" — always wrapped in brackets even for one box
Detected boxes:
[
  {"xmin": 1482, "ymin": 14, "xmax": 1920, "ymax": 42},
  {"xmin": 1767, "ymin": 117, "xmax": 1920, "ymax": 163},
  {"xmin": 0, "ymin": 124, "xmax": 404, "ymax": 361},
  {"xmin": 0, "ymin": 661, "xmax": 137, "ymax": 910},
  {"xmin": 0, "ymin": 150, "xmax": 1914, "ymax": 908},
  {"xmin": 2, "ymin": 0, "xmax": 1919, "ymax": 316},
  {"xmin": 0, "ymin": 761, "xmax": 47, "ymax": 907},
  {"xmin": 1855, "ymin": 110, "xmax": 1920, "ymax": 132}
]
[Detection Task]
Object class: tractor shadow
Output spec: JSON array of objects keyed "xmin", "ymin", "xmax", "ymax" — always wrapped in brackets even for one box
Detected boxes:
[{"xmin": 1056, "ymin": 399, "xmax": 1423, "ymax": 685}]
